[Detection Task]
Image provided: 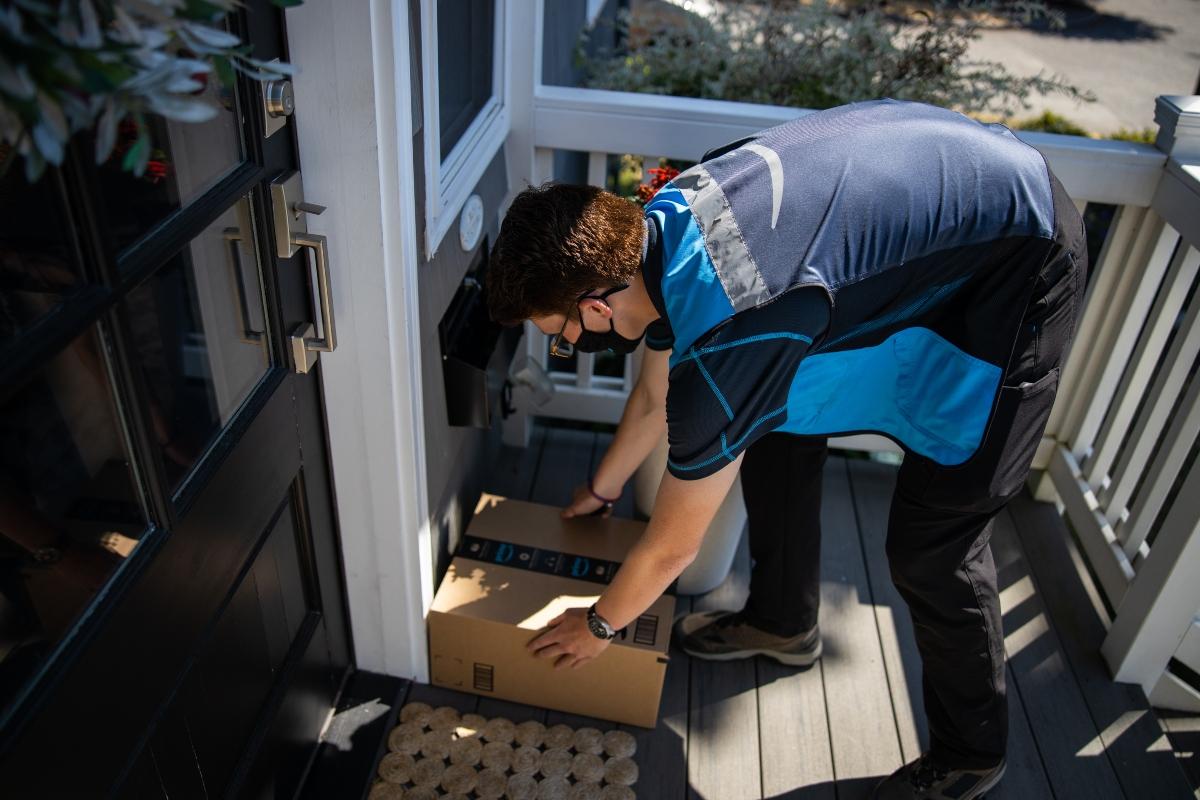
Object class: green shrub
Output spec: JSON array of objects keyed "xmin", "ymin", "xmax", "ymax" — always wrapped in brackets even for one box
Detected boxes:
[
  {"xmin": 1012, "ymin": 110, "xmax": 1090, "ymax": 136},
  {"xmin": 1109, "ymin": 127, "xmax": 1157, "ymax": 144},
  {"xmin": 582, "ymin": 1, "xmax": 1094, "ymax": 116}
]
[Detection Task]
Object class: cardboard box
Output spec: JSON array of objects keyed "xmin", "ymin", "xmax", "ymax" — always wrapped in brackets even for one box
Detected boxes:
[{"xmin": 427, "ymin": 495, "xmax": 675, "ymax": 728}]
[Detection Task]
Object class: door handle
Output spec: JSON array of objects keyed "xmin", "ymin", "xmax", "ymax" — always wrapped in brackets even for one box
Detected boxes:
[
  {"xmin": 222, "ymin": 226, "xmax": 265, "ymax": 346},
  {"xmin": 271, "ymin": 171, "xmax": 338, "ymax": 374},
  {"xmin": 289, "ymin": 230, "xmax": 338, "ymax": 374}
]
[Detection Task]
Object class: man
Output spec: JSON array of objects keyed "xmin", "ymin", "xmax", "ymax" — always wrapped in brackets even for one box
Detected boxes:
[{"xmin": 487, "ymin": 99, "xmax": 1085, "ymax": 800}]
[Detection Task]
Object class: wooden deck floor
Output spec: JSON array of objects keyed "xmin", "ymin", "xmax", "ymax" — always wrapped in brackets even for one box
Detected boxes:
[{"xmin": 405, "ymin": 423, "xmax": 1196, "ymax": 799}]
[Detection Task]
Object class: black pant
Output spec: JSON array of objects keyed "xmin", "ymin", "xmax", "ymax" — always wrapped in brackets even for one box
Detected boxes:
[{"xmin": 738, "ymin": 237, "xmax": 1086, "ymax": 769}]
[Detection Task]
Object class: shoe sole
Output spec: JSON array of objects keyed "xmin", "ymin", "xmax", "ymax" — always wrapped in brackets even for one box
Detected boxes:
[
  {"xmin": 680, "ymin": 638, "xmax": 823, "ymax": 667},
  {"xmin": 973, "ymin": 761, "xmax": 1007, "ymax": 799}
]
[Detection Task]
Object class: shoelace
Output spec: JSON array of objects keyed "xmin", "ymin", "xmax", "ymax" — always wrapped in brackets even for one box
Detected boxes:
[{"xmin": 908, "ymin": 756, "xmax": 950, "ymax": 792}]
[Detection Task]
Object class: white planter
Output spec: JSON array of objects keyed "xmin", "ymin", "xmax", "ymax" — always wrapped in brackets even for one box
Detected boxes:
[{"xmin": 633, "ymin": 435, "xmax": 747, "ymax": 595}]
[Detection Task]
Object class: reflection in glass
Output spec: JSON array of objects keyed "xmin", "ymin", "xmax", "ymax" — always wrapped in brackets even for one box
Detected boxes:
[
  {"xmin": 95, "ymin": 72, "xmax": 243, "ymax": 255},
  {"xmin": 438, "ymin": 0, "xmax": 495, "ymax": 159},
  {"xmin": 124, "ymin": 199, "xmax": 269, "ymax": 490},
  {"xmin": 0, "ymin": 327, "xmax": 145, "ymax": 710},
  {"xmin": 0, "ymin": 163, "xmax": 80, "ymax": 346}
]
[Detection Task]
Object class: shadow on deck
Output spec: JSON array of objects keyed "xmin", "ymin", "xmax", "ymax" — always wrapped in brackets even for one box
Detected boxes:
[{"xmin": 407, "ymin": 422, "xmax": 1197, "ymax": 799}]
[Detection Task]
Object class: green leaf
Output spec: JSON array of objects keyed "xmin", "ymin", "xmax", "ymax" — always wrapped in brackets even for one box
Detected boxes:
[
  {"xmin": 271, "ymin": 0, "xmax": 305, "ymax": 7},
  {"xmin": 213, "ymin": 55, "xmax": 235, "ymax": 89},
  {"xmin": 122, "ymin": 128, "xmax": 148, "ymax": 174}
]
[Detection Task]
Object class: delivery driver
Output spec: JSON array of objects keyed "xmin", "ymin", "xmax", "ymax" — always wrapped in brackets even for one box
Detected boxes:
[{"xmin": 486, "ymin": 99, "xmax": 1085, "ymax": 800}]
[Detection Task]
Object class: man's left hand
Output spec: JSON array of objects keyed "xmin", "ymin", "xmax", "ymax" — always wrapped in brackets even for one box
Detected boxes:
[{"xmin": 527, "ymin": 607, "xmax": 610, "ymax": 670}]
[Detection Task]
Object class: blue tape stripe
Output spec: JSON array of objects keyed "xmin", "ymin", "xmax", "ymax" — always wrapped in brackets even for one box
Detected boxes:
[
  {"xmin": 695, "ymin": 331, "xmax": 813, "ymax": 356},
  {"xmin": 720, "ymin": 432, "xmax": 736, "ymax": 463},
  {"xmin": 668, "ymin": 406, "xmax": 788, "ymax": 472},
  {"xmin": 689, "ymin": 349, "xmax": 734, "ymax": 421}
]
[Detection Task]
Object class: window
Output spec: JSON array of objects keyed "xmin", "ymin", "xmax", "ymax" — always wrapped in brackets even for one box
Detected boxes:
[
  {"xmin": 421, "ymin": 0, "xmax": 509, "ymax": 257},
  {"xmin": 438, "ymin": 0, "xmax": 495, "ymax": 159}
]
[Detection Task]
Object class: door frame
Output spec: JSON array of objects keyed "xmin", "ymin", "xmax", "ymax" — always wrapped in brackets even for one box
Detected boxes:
[{"xmin": 285, "ymin": 0, "xmax": 433, "ymax": 681}]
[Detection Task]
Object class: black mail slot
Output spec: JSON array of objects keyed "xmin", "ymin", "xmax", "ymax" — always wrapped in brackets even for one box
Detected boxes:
[{"xmin": 439, "ymin": 246, "xmax": 522, "ymax": 428}]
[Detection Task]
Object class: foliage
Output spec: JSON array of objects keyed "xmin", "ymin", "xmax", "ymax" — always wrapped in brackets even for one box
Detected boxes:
[
  {"xmin": 1109, "ymin": 127, "xmax": 1156, "ymax": 145},
  {"xmin": 0, "ymin": 0, "xmax": 297, "ymax": 182},
  {"xmin": 1012, "ymin": 111, "xmax": 1157, "ymax": 143},
  {"xmin": 1012, "ymin": 110, "xmax": 1089, "ymax": 136},
  {"xmin": 634, "ymin": 163, "xmax": 679, "ymax": 206},
  {"xmin": 582, "ymin": 1, "xmax": 1095, "ymax": 116}
]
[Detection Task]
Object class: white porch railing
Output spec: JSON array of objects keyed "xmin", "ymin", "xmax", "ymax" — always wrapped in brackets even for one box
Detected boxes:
[{"xmin": 502, "ymin": 72, "xmax": 1200, "ymax": 710}]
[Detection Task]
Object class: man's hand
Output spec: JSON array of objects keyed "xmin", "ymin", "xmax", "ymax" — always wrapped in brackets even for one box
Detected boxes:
[
  {"xmin": 562, "ymin": 483, "xmax": 610, "ymax": 519},
  {"xmin": 527, "ymin": 607, "xmax": 610, "ymax": 669}
]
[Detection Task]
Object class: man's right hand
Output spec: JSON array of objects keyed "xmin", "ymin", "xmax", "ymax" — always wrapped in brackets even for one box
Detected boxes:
[{"xmin": 562, "ymin": 483, "xmax": 611, "ymax": 519}]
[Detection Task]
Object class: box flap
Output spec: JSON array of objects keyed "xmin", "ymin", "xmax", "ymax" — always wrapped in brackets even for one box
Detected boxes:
[
  {"xmin": 470, "ymin": 495, "xmax": 646, "ymax": 562},
  {"xmin": 431, "ymin": 559, "xmax": 674, "ymax": 654}
]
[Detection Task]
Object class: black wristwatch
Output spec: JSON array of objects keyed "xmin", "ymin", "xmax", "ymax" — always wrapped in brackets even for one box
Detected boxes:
[{"xmin": 586, "ymin": 603, "xmax": 616, "ymax": 640}]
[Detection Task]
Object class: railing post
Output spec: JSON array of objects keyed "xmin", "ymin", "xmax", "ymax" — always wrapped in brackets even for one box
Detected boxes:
[
  {"xmin": 1154, "ymin": 95, "xmax": 1200, "ymax": 161},
  {"xmin": 498, "ymin": 0, "xmax": 543, "ymax": 447},
  {"xmin": 501, "ymin": 0, "xmax": 542, "ymax": 215}
]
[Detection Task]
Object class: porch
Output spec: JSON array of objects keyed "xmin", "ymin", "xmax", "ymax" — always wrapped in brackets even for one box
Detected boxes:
[{"xmin": 395, "ymin": 423, "xmax": 1195, "ymax": 799}]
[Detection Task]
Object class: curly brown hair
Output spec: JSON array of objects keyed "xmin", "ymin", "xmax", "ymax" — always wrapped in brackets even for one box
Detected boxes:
[{"xmin": 487, "ymin": 183, "xmax": 644, "ymax": 325}]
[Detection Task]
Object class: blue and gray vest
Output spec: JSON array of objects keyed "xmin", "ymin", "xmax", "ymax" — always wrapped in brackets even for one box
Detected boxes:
[{"xmin": 644, "ymin": 99, "xmax": 1064, "ymax": 469}]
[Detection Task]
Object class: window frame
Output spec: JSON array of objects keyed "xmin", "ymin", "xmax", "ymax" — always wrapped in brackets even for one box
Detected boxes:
[{"xmin": 420, "ymin": 0, "xmax": 510, "ymax": 258}]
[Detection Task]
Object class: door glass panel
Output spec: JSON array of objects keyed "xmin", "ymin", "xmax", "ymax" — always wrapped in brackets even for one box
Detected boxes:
[
  {"xmin": 124, "ymin": 198, "xmax": 270, "ymax": 491},
  {"xmin": 95, "ymin": 73, "xmax": 244, "ymax": 256},
  {"xmin": 0, "ymin": 326, "xmax": 146, "ymax": 709},
  {"xmin": 0, "ymin": 166, "xmax": 82, "ymax": 346}
]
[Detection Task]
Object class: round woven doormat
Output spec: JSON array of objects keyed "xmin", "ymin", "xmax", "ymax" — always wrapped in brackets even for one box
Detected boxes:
[{"xmin": 368, "ymin": 702, "xmax": 640, "ymax": 799}]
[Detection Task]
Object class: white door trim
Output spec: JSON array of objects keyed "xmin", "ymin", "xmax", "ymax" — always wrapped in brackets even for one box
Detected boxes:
[{"xmin": 285, "ymin": 0, "xmax": 432, "ymax": 681}]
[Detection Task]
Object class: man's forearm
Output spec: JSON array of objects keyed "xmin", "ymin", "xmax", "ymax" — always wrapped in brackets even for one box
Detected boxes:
[
  {"xmin": 591, "ymin": 386, "xmax": 666, "ymax": 498},
  {"xmin": 594, "ymin": 457, "xmax": 741, "ymax": 630}
]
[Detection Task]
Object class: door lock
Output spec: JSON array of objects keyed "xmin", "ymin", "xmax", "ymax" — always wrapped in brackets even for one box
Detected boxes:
[
  {"xmin": 271, "ymin": 171, "xmax": 337, "ymax": 375},
  {"xmin": 260, "ymin": 60, "xmax": 293, "ymax": 138}
]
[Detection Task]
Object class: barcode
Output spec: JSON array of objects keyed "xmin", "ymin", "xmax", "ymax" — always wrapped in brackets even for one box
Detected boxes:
[
  {"xmin": 474, "ymin": 662, "xmax": 495, "ymax": 692},
  {"xmin": 634, "ymin": 614, "xmax": 659, "ymax": 646}
]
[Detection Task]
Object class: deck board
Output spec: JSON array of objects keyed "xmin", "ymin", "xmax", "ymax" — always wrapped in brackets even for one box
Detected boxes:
[
  {"xmin": 1006, "ymin": 493, "xmax": 1193, "ymax": 798},
  {"xmin": 819, "ymin": 459, "xmax": 904, "ymax": 798},
  {"xmin": 756, "ymin": 647, "xmax": 836, "ymax": 799},
  {"xmin": 843, "ymin": 458, "xmax": 927, "ymax": 760},
  {"xmin": 395, "ymin": 425, "xmax": 1197, "ymax": 799},
  {"xmin": 991, "ymin": 507, "xmax": 1126, "ymax": 799},
  {"xmin": 688, "ymin": 535, "xmax": 762, "ymax": 800}
]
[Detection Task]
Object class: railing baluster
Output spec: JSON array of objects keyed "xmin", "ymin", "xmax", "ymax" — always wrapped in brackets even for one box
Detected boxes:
[
  {"xmin": 1118, "ymin": 357, "xmax": 1200, "ymax": 559},
  {"xmin": 1085, "ymin": 240, "xmax": 1198, "ymax": 491},
  {"xmin": 1102, "ymin": 438, "xmax": 1200, "ymax": 694},
  {"xmin": 1067, "ymin": 212, "xmax": 1176, "ymax": 458},
  {"xmin": 587, "ymin": 151, "xmax": 607, "ymax": 188},
  {"xmin": 534, "ymin": 147, "xmax": 555, "ymax": 184},
  {"xmin": 577, "ymin": 352, "xmax": 595, "ymax": 390},
  {"xmin": 1047, "ymin": 206, "xmax": 1147, "ymax": 444},
  {"xmin": 1105, "ymin": 246, "xmax": 1200, "ymax": 528}
]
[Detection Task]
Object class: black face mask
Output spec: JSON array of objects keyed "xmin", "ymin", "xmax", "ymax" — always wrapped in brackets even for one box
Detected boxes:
[{"xmin": 573, "ymin": 285, "xmax": 646, "ymax": 355}]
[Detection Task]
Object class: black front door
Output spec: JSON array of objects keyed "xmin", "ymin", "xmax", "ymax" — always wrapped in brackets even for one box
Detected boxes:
[{"xmin": 0, "ymin": 3, "xmax": 352, "ymax": 796}]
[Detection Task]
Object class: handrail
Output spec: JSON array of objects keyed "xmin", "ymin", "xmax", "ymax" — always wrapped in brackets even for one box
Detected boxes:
[{"xmin": 533, "ymin": 85, "xmax": 1166, "ymax": 206}]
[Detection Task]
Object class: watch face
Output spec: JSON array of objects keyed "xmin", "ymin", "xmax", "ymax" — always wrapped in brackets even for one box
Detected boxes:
[{"xmin": 587, "ymin": 610, "xmax": 611, "ymax": 639}]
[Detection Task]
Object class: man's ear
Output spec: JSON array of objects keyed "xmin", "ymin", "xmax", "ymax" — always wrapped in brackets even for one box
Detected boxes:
[{"xmin": 579, "ymin": 297, "xmax": 614, "ymax": 320}]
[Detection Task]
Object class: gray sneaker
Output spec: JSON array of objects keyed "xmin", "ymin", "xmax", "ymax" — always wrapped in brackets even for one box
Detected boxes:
[
  {"xmin": 872, "ymin": 755, "xmax": 1006, "ymax": 799},
  {"xmin": 673, "ymin": 610, "xmax": 822, "ymax": 666}
]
